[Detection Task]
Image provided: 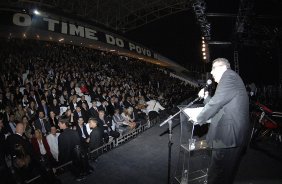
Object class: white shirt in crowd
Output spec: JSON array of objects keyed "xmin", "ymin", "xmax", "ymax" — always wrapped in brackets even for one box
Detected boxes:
[
  {"xmin": 146, "ymin": 100, "xmax": 165, "ymax": 114},
  {"xmin": 46, "ymin": 133, "xmax": 60, "ymax": 161},
  {"xmin": 85, "ymin": 123, "xmax": 92, "ymax": 135},
  {"xmin": 38, "ymin": 140, "xmax": 47, "ymax": 155}
]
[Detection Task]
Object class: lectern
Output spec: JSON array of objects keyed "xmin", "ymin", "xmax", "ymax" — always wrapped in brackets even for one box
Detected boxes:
[{"xmin": 173, "ymin": 105, "xmax": 211, "ymax": 184}]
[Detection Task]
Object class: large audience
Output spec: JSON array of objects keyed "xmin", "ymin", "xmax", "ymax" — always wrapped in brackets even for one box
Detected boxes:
[{"xmin": 0, "ymin": 38, "xmax": 197, "ymax": 183}]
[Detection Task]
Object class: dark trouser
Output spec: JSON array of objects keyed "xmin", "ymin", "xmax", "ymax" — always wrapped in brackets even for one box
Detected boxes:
[{"xmin": 208, "ymin": 146, "xmax": 245, "ymax": 184}]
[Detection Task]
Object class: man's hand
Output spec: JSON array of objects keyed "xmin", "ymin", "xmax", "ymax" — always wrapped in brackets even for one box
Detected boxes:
[{"xmin": 198, "ymin": 88, "xmax": 209, "ymax": 99}]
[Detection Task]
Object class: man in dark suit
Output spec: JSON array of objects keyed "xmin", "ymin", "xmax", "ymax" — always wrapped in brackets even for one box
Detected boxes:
[
  {"xmin": 88, "ymin": 101, "xmax": 99, "ymax": 118},
  {"xmin": 34, "ymin": 111, "xmax": 51, "ymax": 135},
  {"xmin": 58, "ymin": 118, "xmax": 86, "ymax": 180},
  {"xmin": 88, "ymin": 118, "xmax": 103, "ymax": 152},
  {"xmin": 76, "ymin": 117, "xmax": 89, "ymax": 147},
  {"xmin": 196, "ymin": 58, "xmax": 249, "ymax": 184}
]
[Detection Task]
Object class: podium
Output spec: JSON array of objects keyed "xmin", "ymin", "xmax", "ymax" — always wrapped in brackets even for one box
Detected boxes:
[{"xmin": 173, "ymin": 105, "xmax": 211, "ymax": 184}]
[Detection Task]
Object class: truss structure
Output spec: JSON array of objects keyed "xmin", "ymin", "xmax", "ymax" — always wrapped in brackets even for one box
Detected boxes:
[{"xmin": 3, "ymin": 0, "xmax": 193, "ymax": 33}]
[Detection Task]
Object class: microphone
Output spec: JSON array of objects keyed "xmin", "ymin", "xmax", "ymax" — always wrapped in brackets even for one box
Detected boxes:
[
  {"xmin": 198, "ymin": 79, "xmax": 213, "ymax": 100},
  {"xmin": 204, "ymin": 79, "xmax": 212, "ymax": 91}
]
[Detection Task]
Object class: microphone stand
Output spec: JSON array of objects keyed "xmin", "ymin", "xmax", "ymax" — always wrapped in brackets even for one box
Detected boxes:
[{"xmin": 159, "ymin": 96, "xmax": 201, "ymax": 184}]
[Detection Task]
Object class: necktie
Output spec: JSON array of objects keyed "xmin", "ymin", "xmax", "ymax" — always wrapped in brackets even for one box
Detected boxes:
[{"xmin": 41, "ymin": 119, "xmax": 46, "ymax": 134}]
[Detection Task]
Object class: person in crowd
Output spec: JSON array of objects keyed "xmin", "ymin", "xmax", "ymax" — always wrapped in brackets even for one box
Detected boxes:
[
  {"xmin": 194, "ymin": 58, "xmax": 249, "ymax": 184},
  {"xmin": 146, "ymin": 97, "xmax": 165, "ymax": 121},
  {"xmin": 69, "ymin": 95, "xmax": 78, "ymax": 112},
  {"xmin": 112, "ymin": 108, "xmax": 130, "ymax": 135},
  {"xmin": 59, "ymin": 90, "xmax": 69, "ymax": 107},
  {"xmin": 34, "ymin": 111, "xmax": 51, "ymax": 135},
  {"xmin": 121, "ymin": 107, "xmax": 137, "ymax": 129},
  {"xmin": 77, "ymin": 95, "xmax": 89, "ymax": 109},
  {"xmin": 63, "ymin": 109, "xmax": 75, "ymax": 127},
  {"xmin": 107, "ymin": 96, "xmax": 119, "ymax": 116},
  {"xmin": 58, "ymin": 118, "xmax": 86, "ymax": 181},
  {"xmin": 97, "ymin": 109, "xmax": 119, "ymax": 143},
  {"xmin": 14, "ymin": 104, "xmax": 27, "ymax": 122},
  {"xmin": 22, "ymin": 115, "xmax": 33, "ymax": 140},
  {"xmin": 88, "ymin": 100, "xmax": 99, "ymax": 118},
  {"xmin": 74, "ymin": 106, "xmax": 88, "ymax": 125},
  {"xmin": 88, "ymin": 118, "xmax": 103, "ymax": 158},
  {"xmin": 98, "ymin": 100, "xmax": 108, "ymax": 116},
  {"xmin": 31, "ymin": 129, "xmax": 52, "ymax": 164},
  {"xmin": 46, "ymin": 126, "xmax": 60, "ymax": 162},
  {"xmin": 26, "ymin": 100, "xmax": 37, "ymax": 121},
  {"xmin": 49, "ymin": 98, "xmax": 60, "ymax": 117},
  {"xmin": 5, "ymin": 122, "xmax": 34, "ymax": 183},
  {"xmin": 6, "ymin": 112, "xmax": 17, "ymax": 134},
  {"xmin": 49, "ymin": 110, "xmax": 59, "ymax": 129},
  {"xmin": 38, "ymin": 99, "xmax": 50, "ymax": 119},
  {"xmin": 76, "ymin": 117, "xmax": 90, "ymax": 148}
]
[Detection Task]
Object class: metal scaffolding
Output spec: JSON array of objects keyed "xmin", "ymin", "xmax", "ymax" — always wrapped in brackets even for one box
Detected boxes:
[{"xmin": 6, "ymin": 0, "xmax": 193, "ymax": 33}]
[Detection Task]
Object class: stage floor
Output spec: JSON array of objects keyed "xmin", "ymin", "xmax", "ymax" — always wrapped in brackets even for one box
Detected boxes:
[{"xmin": 59, "ymin": 120, "xmax": 282, "ymax": 184}]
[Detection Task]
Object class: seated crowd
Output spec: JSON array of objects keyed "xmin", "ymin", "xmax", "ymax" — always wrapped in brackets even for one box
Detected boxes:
[{"xmin": 0, "ymin": 38, "xmax": 196, "ymax": 182}]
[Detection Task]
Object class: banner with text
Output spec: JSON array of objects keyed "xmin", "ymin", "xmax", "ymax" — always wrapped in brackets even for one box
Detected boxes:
[{"xmin": 0, "ymin": 10, "xmax": 155, "ymax": 58}]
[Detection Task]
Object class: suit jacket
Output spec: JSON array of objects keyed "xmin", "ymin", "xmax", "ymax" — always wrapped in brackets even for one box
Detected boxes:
[
  {"xmin": 6, "ymin": 133, "xmax": 33, "ymax": 157},
  {"xmin": 58, "ymin": 128, "xmax": 81, "ymax": 164},
  {"xmin": 88, "ymin": 107, "xmax": 99, "ymax": 118},
  {"xmin": 34, "ymin": 118, "xmax": 51, "ymax": 134},
  {"xmin": 197, "ymin": 69, "xmax": 249, "ymax": 149},
  {"xmin": 89, "ymin": 127, "xmax": 103, "ymax": 150},
  {"xmin": 76, "ymin": 124, "xmax": 90, "ymax": 143}
]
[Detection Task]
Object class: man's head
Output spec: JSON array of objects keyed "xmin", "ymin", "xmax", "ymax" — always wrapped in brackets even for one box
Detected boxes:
[
  {"xmin": 50, "ymin": 126, "xmax": 57, "ymax": 135},
  {"xmin": 78, "ymin": 117, "xmax": 84, "ymax": 125},
  {"xmin": 38, "ymin": 111, "xmax": 45, "ymax": 119},
  {"xmin": 98, "ymin": 110, "xmax": 105, "ymax": 119},
  {"xmin": 15, "ymin": 122, "xmax": 24, "ymax": 135},
  {"xmin": 211, "ymin": 58, "xmax": 230, "ymax": 83},
  {"xmin": 58, "ymin": 118, "xmax": 69, "ymax": 130},
  {"xmin": 88, "ymin": 118, "xmax": 98, "ymax": 129}
]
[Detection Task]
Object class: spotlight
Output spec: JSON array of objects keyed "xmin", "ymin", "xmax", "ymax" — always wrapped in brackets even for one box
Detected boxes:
[
  {"xmin": 33, "ymin": 9, "xmax": 41, "ymax": 15},
  {"xmin": 203, "ymin": 56, "xmax": 207, "ymax": 60},
  {"xmin": 202, "ymin": 48, "xmax": 206, "ymax": 51},
  {"xmin": 203, "ymin": 52, "xmax": 206, "ymax": 56},
  {"xmin": 202, "ymin": 44, "xmax": 205, "ymax": 48}
]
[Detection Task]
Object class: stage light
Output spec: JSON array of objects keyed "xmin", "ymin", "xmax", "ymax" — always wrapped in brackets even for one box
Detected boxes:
[
  {"xmin": 23, "ymin": 33, "xmax": 26, "ymax": 38},
  {"xmin": 202, "ymin": 44, "xmax": 205, "ymax": 48},
  {"xmin": 202, "ymin": 37, "xmax": 204, "ymax": 40},
  {"xmin": 202, "ymin": 40, "xmax": 205, "ymax": 44},
  {"xmin": 36, "ymin": 34, "xmax": 40, "ymax": 39},
  {"xmin": 203, "ymin": 56, "xmax": 207, "ymax": 60},
  {"xmin": 203, "ymin": 52, "xmax": 206, "ymax": 56},
  {"xmin": 33, "ymin": 9, "xmax": 41, "ymax": 15},
  {"xmin": 202, "ymin": 48, "xmax": 206, "ymax": 51},
  {"xmin": 49, "ymin": 37, "xmax": 52, "ymax": 40}
]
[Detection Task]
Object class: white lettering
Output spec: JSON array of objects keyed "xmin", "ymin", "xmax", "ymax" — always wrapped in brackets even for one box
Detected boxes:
[
  {"xmin": 13, "ymin": 13, "xmax": 32, "ymax": 27},
  {"xmin": 85, "ymin": 28, "xmax": 98, "ymax": 40},
  {"xmin": 129, "ymin": 43, "xmax": 135, "ymax": 51},
  {"xmin": 69, "ymin": 24, "xmax": 85, "ymax": 37},
  {"xmin": 146, "ymin": 50, "xmax": 152, "ymax": 57},
  {"xmin": 116, "ymin": 38, "xmax": 124, "ymax": 48},
  {"xmin": 61, "ymin": 22, "xmax": 68, "ymax": 34},
  {"xmin": 136, "ymin": 46, "xmax": 142, "ymax": 54},
  {"xmin": 106, "ymin": 34, "xmax": 116, "ymax": 45},
  {"xmin": 43, "ymin": 18, "xmax": 59, "ymax": 31}
]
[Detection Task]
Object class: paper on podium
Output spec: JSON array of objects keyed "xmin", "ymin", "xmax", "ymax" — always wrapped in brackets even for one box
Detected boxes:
[{"xmin": 183, "ymin": 107, "xmax": 211, "ymax": 124}]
